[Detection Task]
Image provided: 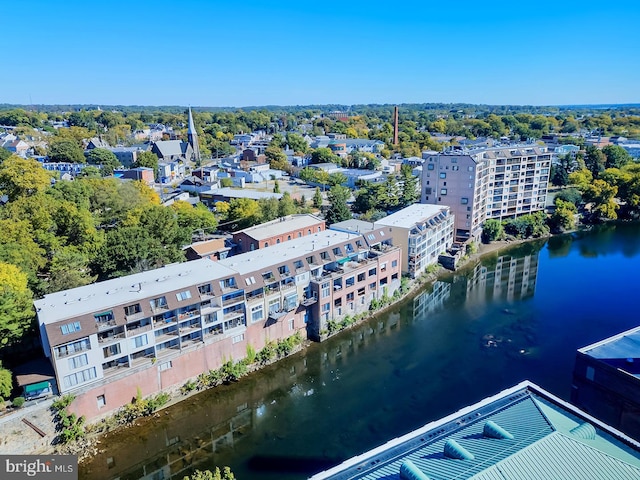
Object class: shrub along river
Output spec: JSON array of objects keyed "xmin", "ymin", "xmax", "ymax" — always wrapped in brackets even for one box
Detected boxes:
[{"xmin": 79, "ymin": 223, "xmax": 640, "ymax": 480}]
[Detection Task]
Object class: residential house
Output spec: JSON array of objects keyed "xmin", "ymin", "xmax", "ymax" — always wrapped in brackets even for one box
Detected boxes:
[
  {"xmin": 199, "ymin": 188, "xmax": 282, "ymax": 209},
  {"xmin": 184, "ymin": 238, "xmax": 230, "ymax": 262}
]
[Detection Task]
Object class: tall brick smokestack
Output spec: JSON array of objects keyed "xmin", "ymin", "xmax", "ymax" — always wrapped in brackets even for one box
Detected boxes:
[{"xmin": 393, "ymin": 106, "xmax": 399, "ymax": 146}]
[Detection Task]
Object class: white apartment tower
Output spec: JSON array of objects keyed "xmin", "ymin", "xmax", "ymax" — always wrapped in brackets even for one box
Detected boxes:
[{"xmin": 421, "ymin": 144, "xmax": 551, "ymax": 241}]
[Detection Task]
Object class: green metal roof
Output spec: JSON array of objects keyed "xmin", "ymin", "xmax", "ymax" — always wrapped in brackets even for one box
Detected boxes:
[{"xmin": 309, "ymin": 382, "xmax": 640, "ymax": 480}]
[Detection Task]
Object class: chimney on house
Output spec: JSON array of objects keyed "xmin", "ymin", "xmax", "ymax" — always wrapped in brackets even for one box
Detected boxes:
[{"xmin": 393, "ymin": 106, "xmax": 399, "ymax": 146}]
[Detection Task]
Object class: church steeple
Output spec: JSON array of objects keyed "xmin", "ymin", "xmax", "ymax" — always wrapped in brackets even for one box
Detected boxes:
[{"xmin": 187, "ymin": 106, "xmax": 201, "ymax": 163}]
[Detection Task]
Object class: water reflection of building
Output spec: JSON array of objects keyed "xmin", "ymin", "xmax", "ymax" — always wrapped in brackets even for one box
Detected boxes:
[
  {"xmin": 466, "ymin": 251, "xmax": 539, "ymax": 303},
  {"xmin": 412, "ymin": 282, "xmax": 451, "ymax": 319}
]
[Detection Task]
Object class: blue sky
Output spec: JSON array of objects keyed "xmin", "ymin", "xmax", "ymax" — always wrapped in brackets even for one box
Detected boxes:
[{"xmin": 4, "ymin": 0, "xmax": 639, "ymax": 107}]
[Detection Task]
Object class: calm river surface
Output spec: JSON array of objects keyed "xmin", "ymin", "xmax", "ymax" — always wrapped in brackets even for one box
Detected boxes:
[{"xmin": 80, "ymin": 223, "xmax": 640, "ymax": 480}]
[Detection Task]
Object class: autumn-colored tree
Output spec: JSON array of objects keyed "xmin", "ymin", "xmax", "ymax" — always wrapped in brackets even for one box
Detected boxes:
[
  {"xmin": 0, "ymin": 156, "xmax": 52, "ymax": 201},
  {"xmin": 0, "ymin": 263, "xmax": 34, "ymax": 347}
]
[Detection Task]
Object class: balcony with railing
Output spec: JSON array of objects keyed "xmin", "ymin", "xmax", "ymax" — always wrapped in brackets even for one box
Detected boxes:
[
  {"xmin": 96, "ymin": 320, "xmax": 117, "ymax": 332},
  {"xmin": 126, "ymin": 322, "xmax": 153, "ymax": 336},
  {"xmin": 98, "ymin": 330, "xmax": 126, "ymax": 345}
]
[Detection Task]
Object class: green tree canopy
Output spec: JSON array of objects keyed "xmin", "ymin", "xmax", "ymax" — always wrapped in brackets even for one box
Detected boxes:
[
  {"xmin": 310, "ymin": 147, "xmax": 339, "ymax": 165},
  {"xmin": 48, "ymin": 139, "xmax": 85, "ymax": 163},
  {"xmin": 0, "ymin": 263, "xmax": 34, "ymax": 347},
  {"xmin": 183, "ymin": 467, "xmax": 235, "ymax": 480},
  {"xmin": 133, "ymin": 151, "xmax": 159, "ymax": 178},
  {"xmin": 0, "ymin": 361, "xmax": 12, "ymax": 399},
  {"xmin": 325, "ymin": 185, "xmax": 352, "ymax": 225},
  {"xmin": 86, "ymin": 148, "xmax": 121, "ymax": 176},
  {"xmin": 602, "ymin": 145, "xmax": 632, "ymax": 169},
  {"xmin": 0, "ymin": 156, "xmax": 52, "ymax": 201},
  {"xmin": 481, "ymin": 219, "xmax": 504, "ymax": 243}
]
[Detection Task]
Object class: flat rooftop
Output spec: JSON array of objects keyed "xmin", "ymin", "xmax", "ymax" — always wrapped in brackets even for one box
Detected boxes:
[
  {"xmin": 310, "ymin": 381, "xmax": 640, "ymax": 480},
  {"xmin": 234, "ymin": 214, "xmax": 323, "ymax": 241},
  {"xmin": 578, "ymin": 325, "xmax": 640, "ymax": 377},
  {"xmin": 375, "ymin": 204, "xmax": 449, "ymax": 229},
  {"xmin": 35, "ymin": 229, "xmax": 363, "ymax": 325},
  {"xmin": 219, "ymin": 228, "xmax": 360, "ymax": 275},
  {"xmin": 34, "ymin": 259, "xmax": 237, "ymax": 325}
]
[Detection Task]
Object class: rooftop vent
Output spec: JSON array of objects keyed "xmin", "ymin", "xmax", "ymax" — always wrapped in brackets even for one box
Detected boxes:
[
  {"xmin": 399, "ymin": 460, "xmax": 429, "ymax": 480},
  {"xmin": 570, "ymin": 422, "xmax": 596, "ymax": 440},
  {"xmin": 444, "ymin": 439, "xmax": 474, "ymax": 460},
  {"xmin": 483, "ymin": 421, "xmax": 514, "ymax": 440}
]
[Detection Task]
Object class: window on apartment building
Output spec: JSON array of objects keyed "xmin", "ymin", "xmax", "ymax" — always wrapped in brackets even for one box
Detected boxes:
[
  {"xmin": 288, "ymin": 319, "xmax": 294, "ymax": 331},
  {"xmin": 220, "ymin": 277, "xmax": 237, "ymax": 289},
  {"xmin": 345, "ymin": 276, "xmax": 354, "ymax": 287},
  {"xmin": 428, "ymin": 164, "xmax": 434, "ymax": 170},
  {"xmin": 308, "ymin": 229, "xmax": 312, "ymax": 235},
  {"xmin": 369, "ymin": 282, "xmax": 376, "ymax": 290},
  {"xmin": 332, "ymin": 247, "xmax": 342, "ymax": 256},
  {"xmin": 381, "ymin": 262, "xmax": 387, "ymax": 272},
  {"xmin": 468, "ymin": 166, "xmax": 474, "ymax": 171},
  {"xmin": 159, "ymin": 361, "xmax": 172, "ymax": 372},
  {"xmin": 198, "ymin": 283, "xmax": 212, "ymax": 295},
  {"xmin": 103, "ymin": 344, "xmax": 121, "ymax": 358},
  {"xmin": 276, "ymin": 239, "xmax": 281, "ymax": 244},
  {"xmin": 439, "ymin": 172, "xmax": 446, "ymax": 179},
  {"xmin": 251, "ymin": 305, "xmax": 264, "ymax": 323},
  {"xmin": 63, "ymin": 367, "xmax": 97, "ymax": 388},
  {"xmin": 440, "ymin": 189, "xmax": 447, "ymax": 195},
  {"xmin": 461, "ymin": 197, "xmax": 469, "ymax": 205},
  {"xmin": 124, "ymin": 303, "xmax": 141, "ymax": 316},
  {"xmin": 368, "ymin": 267, "xmax": 376, "ymax": 276},
  {"xmin": 294, "ymin": 260, "xmax": 304, "ymax": 270},
  {"xmin": 298, "ymin": 232, "xmax": 302, "ymax": 238},
  {"xmin": 392, "ymin": 260, "xmax": 398, "ymax": 268},
  {"xmin": 268, "ymin": 299, "xmax": 281, "ymax": 314},
  {"xmin": 346, "ymin": 292, "xmax": 354, "ymax": 302},
  {"xmin": 232, "ymin": 334, "xmax": 245, "ymax": 344},
  {"xmin": 306, "ymin": 255, "xmax": 316, "ymax": 265},
  {"xmin": 176, "ymin": 290, "xmax": 192, "ymax": 301},
  {"xmin": 68, "ymin": 354, "xmax": 88, "ymax": 370},
  {"xmin": 452, "ymin": 165, "xmax": 459, "ymax": 171},
  {"xmin": 356, "ymin": 240, "xmax": 363, "ymax": 249},
  {"xmin": 94, "ymin": 311, "xmax": 114, "ymax": 324},
  {"xmin": 357, "ymin": 272, "xmax": 366, "ymax": 282},
  {"xmin": 97, "ymin": 395, "xmax": 106, "ymax": 409},
  {"xmin": 55, "ymin": 338, "xmax": 91, "ymax": 358},
  {"xmin": 150, "ymin": 296, "xmax": 167, "ymax": 310},
  {"xmin": 132, "ymin": 334, "xmax": 148, "ymax": 349},
  {"xmin": 321, "ymin": 282, "xmax": 330, "ymax": 298},
  {"xmin": 60, "ymin": 321, "xmax": 82, "ymax": 335},
  {"xmin": 320, "ymin": 251, "xmax": 329, "ymax": 261},
  {"xmin": 278, "ymin": 265, "xmax": 290, "ymax": 276},
  {"xmin": 264, "ymin": 242, "xmax": 269, "ymax": 248},
  {"xmin": 288, "ymin": 235, "xmax": 292, "ymax": 241},
  {"xmin": 345, "ymin": 243, "xmax": 354, "ymax": 254},
  {"xmin": 322, "ymin": 303, "xmax": 330, "ymax": 313}
]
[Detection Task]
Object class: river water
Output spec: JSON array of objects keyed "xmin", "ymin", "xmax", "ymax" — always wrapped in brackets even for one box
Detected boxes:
[{"xmin": 79, "ymin": 223, "xmax": 640, "ymax": 480}]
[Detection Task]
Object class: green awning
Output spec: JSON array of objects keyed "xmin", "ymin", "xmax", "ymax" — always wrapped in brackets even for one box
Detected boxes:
[
  {"xmin": 24, "ymin": 381, "xmax": 51, "ymax": 394},
  {"xmin": 337, "ymin": 257, "xmax": 350, "ymax": 265}
]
